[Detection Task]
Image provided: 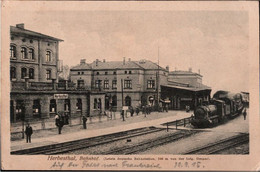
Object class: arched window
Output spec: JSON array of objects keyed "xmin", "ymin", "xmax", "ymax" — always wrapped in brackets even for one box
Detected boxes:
[
  {"xmin": 125, "ymin": 96, "xmax": 131, "ymax": 106},
  {"xmin": 33, "ymin": 99, "xmax": 41, "ymax": 117},
  {"xmin": 112, "ymin": 95, "xmax": 117, "ymax": 107},
  {"xmin": 21, "ymin": 68, "xmax": 27, "ymax": 79},
  {"xmin": 94, "ymin": 98, "xmax": 97, "ymax": 109},
  {"xmin": 10, "ymin": 45, "xmax": 16, "ymax": 58},
  {"xmin": 46, "ymin": 51, "xmax": 51, "ymax": 62},
  {"xmin": 29, "ymin": 48, "xmax": 34, "ymax": 60},
  {"xmin": 98, "ymin": 98, "xmax": 102, "ymax": 109},
  {"xmin": 10, "ymin": 67, "xmax": 16, "ymax": 79},
  {"xmin": 21, "ymin": 47, "xmax": 28, "ymax": 59},
  {"xmin": 49, "ymin": 99, "xmax": 56, "ymax": 113},
  {"xmin": 29, "ymin": 68, "xmax": 34, "ymax": 79},
  {"xmin": 46, "ymin": 69, "xmax": 51, "ymax": 80},
  {"xmin": 76, "ymin": 98, "xmax": 82, "ymax": 111}
]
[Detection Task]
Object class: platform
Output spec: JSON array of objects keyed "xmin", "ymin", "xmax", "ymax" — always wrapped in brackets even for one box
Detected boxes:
[{"xmin": 11, "ymin": 110, "xmax": 192, "ymax": 152}]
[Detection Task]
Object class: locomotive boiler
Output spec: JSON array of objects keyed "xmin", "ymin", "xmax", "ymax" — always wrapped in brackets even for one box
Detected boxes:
[{"xmin": 191, "ymin": 91, "xmax": 244, "ymax": 128}]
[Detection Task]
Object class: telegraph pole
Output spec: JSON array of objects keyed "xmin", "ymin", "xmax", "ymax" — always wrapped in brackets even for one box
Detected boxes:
[
  {"xmin": 121, "ymin": 79, "xmax": 124, "ymax": 107},
  {"xmin": 157, "ymin": 46, "xmax": 160, "ymax": 111}
]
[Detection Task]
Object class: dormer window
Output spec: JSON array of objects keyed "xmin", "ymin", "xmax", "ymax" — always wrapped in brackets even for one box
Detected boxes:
[{"xmin": 46, "ymin": 51, "xmax": 51, "ymax": 62}]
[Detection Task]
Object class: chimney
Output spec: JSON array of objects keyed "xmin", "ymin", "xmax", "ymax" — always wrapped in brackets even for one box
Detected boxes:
[
  {"xmin": 80, "ymin": 59, "xmax": 86, "ymax": 65},
  {"xmin": 198, "ymin": 69, "xmax": 200, "ymax": 74},
  {"xmin": 123, "ymin": 57, "xmax": 126, "ymax": 65},
  {"xmin": 96, "ymin": 59, "xmax": 99, "ymax": 66},
  {"xmin": 166, "ymin": 65, "xmax": 169, "ymax": 71},
  {"xmin": 128, "ymin": 58, "xmax": 131, "ymax": 62},
  {"xmin": 189, "ymin": 67, "xmax": 192, "ymax": 72},
  {"xmin": 103, "ymin": 59, "xmax": 106, "ymax": 63},
  {"xmin": 16, "ymin": 23, "xmax": 25, "ymax": 29}
]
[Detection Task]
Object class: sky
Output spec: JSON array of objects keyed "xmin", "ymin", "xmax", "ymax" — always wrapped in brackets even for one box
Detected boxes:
[{"xmin": 8, "ymin": 7, "xmax": 249, "ymax": 94}]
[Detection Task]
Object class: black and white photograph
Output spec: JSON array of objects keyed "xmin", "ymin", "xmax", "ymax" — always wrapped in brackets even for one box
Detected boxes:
[{"xmin": 1, "ymin": 1, "xmax": 259, "ymax": 171}]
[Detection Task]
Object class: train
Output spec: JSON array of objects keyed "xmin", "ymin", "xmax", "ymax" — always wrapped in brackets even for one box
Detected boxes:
[{"xmin": 190, "ymin": 91, "xmax": 244, "ymax": 128}]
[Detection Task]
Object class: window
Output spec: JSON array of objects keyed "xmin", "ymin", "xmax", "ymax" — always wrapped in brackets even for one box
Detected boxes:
[
  {"xmin": 125, "ymin": 71, "xmax": 127, "ymax": 74},
  {"xmin": 105, "ymin": 72, "xmax": 108, "ymax": 75},
  {"xmin": 94, "ymin": 98, "xmax": 98, "ymax": 109},
  {"xmin": 29, "ymin": 68, "xmax": 34, "ymax": 79},
  {"xmin": 76, "ymin": 99, "xmax": 82, "ymax": 111},
  {"xmin": 64, "ymin": 99, "xmax": 70, "ymax": 112},
  {"xmin": 129, "ymin": 71, "xmax": 132, "ymax": 74},
  {"xmin": 104, "ymin": 80, "xmax": 109, "ymax": 89},
  {"xmin": 21, "ymin": 47, "xmax": 27, "ymax": 59},
  {"xmin": 49, "ymin": 99, "xmax": 56, "ymax": 113},
  {"xmin": 77, "ymin": 80, "xmax": 84, "ymax": 88},
  {"xmin": 21, "ymin": 68, "xmax": 27, "ymax": 79},
  {"xmin": 29, "ymin": 48, "xmax": 34, "ymax": 60},
  {"xmin": 147, "ymin": 80, "xmax": 155, "ymax": 89},
  {"xmin": 112, "ymin": 80, "xmax": 117, "ymax": 89},
  {"xmin": 81, "ymin": 72, "xmax": 84, "ymax": 75},
  {"xmin": 125, "ymin": 96, "xmax": 131, "ymax": 106},
  {"xmin": 112, "ymin": 95, "xmax": 117, "ymax": 107},
  {"xmin": 95, "ymin": 80, "xmax": 102, "ymax": 89},
  {"xmin": 78, "ymin": 72, "xmax": 80, "ymax": 75},
  {"xmin": 46, "ymin": 70, "xmax": 51, "ymax": 80},
  {"xmin": 124, "ymin": 80, "xmax": 132, "ymax": 89},
  {"xmin": 10, "ymin": 67, "xmax": 16, "ymax": 79},
  {"xmin": 113, "ymin": 71, "xmax": 117, "ymax": 75},
  {"xmin": 10, "ymin": 45, "xmax": 16, "ymax": 58},
  {"xmin": 46, "ymin": 51, "xmax": 51, "ymax": 62},
  {"xmin": 33, "ymin": 100, "xmax": 41, "ymax": 117},
  {"xmin": 96, "ymin": 72, "xmax": 99, "ymax": 75}
]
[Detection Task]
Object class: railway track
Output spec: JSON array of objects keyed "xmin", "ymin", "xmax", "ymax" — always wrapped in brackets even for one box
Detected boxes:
[
  {"xmin": 11, "ymin": 127, "xmax": 164, "ymax": 155},
  {"xmin": 184, "ymin": 133, "xmax": 249, "ymax": 155},
  {"xmin": 100, "ymin": 130, "xmax": 200, "ymax": 155}
]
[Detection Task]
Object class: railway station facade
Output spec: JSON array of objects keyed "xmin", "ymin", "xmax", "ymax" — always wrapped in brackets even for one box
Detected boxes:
[{"xmin": 10, "ymin": 23, "xmax": 211, "ymax": 127}]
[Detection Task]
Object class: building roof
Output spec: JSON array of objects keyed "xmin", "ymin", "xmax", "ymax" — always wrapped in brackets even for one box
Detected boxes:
[
  {"xmin": 133, "ymin": 60, "xmax": 167, "ymax": 71},
  {"xmin": 169, "ymin": 70, "xmax": 202, "ymax": 77},
  {"xmin": 90, "ymin": 61, "xmax": 141, "ymax": 70},
  {"xmin": 10, "ymin": 25, "xmax": 63, "ymax": 42},
  {"xmin": 71, "ymin": 59, "xmax": 167, "ymax": 71},
  {"xmin": 71, "ymin": 63, "xmax": 92, "ymax": 70},
  {"xmin": 161, "ymin": 83, "xmax": 211, "ymax": 92}
]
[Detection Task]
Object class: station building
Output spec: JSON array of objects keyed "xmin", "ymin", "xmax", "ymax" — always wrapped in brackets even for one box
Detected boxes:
[
  {"xmin": 10, "ymin": 23, "xmax": 211, "ymax": 127},
  {"xmin": 9, "ymin": 24, "xmax": 94, "ymax": 126},
  {"xmin": 161, "ymin": 69, "xmax": 211, "ymax": 110},
  {"xmin": 70, "ymin": 58, "xmax": 169, "ymax": 112}
]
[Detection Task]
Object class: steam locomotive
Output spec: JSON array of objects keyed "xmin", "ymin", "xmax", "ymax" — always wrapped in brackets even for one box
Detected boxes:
[{"xmin": 190, "ymin": 91, "xmax": 244, "ymax": 128}]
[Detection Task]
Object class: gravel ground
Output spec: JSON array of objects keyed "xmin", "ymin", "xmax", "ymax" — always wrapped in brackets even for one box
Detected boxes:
[
  {"xmin": 216, "ymin": 143, "xmax": 249, "ymax": 154},
  {"xmin": 65, "ymin": 129, "xmax": 180, "ymax": 155},
  {"xmin": 141, "ymin": 113, "xmax": 249, "ymax": 155}
]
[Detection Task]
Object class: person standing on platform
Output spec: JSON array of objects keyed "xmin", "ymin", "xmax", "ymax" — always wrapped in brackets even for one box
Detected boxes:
[
  {"xmin": 121, "ymin": 110, "xmax": 125, "ymax": 121},
  {"xmin": 130, "ymin": 106, "xmax": 134, "ymax": 117},
  {"xmin": 82, "ymin": 115, "xmax": 87, "ymax": 129},
  {"xmin": 136, "ymin": 107, "xmax": 140, "ymax": 116},
  {"xmin": 25, "ymin": 123, "xmax": 33, "ymax": 143},
  {"xmin": 243, "ymin": 108, "xmax": 247, "ymax": 120}
]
